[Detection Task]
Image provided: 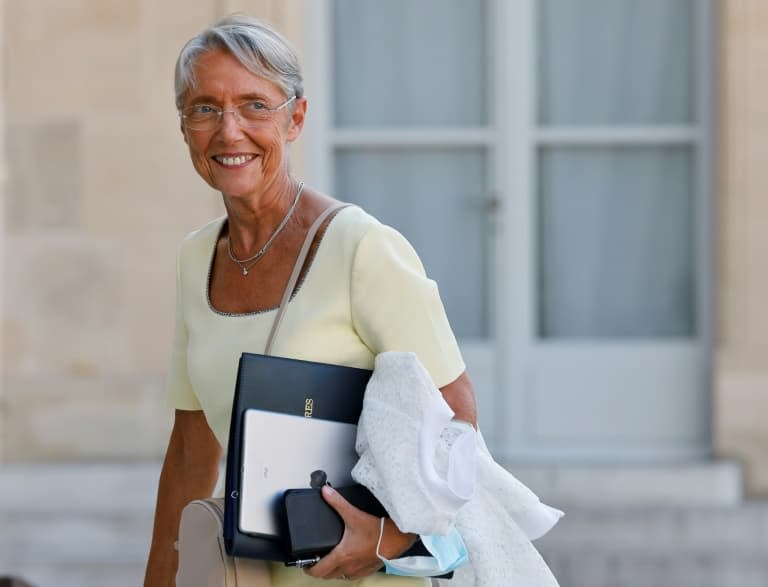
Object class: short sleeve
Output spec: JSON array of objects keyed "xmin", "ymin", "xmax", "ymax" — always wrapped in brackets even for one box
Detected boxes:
[
  {"xmin": 351, "ymin": 223, "xmax": 465, "ymax": 388},
  {"xmin": 166, "ymin": 250, "xmax": 202, "ymax": 410}
]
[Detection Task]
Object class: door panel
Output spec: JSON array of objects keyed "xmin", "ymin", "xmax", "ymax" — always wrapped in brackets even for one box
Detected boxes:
[
  {"xmin": 333, "ymin": 0, "xmax": 488, "ymax": 128},
  {"xmin": 537, "ymin": 0, "xmax": 695, "ymax": 125},
  {"xmin": 538, "ymin": 146, "xmax": 695, "ymax": 338},
  {"xmin": 527, "ymin": 346, "xmax": 706, "ymax": 444}
]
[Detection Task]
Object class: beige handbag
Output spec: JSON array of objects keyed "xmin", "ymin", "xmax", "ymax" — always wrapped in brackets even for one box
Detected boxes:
[
  {"xmin": 175, "ymin": 203, "xmax": 348, "ymax": 587},
  {"xmin": 176, "ymin": 498, "xmax": 271, "ymax": 586}
]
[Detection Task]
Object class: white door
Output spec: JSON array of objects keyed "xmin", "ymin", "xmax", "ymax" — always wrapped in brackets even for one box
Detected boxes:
[
  {"xmin": 499, "ymin": 0, "xmax": 714, "ymax": 461},
  {"xmin": 305, "ymin": 0, "xmax": 713, "ymax": 460}
]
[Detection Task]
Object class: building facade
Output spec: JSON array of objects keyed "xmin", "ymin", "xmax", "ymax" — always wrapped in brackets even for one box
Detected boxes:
[{"xmin": 2, "ymin": 0, "xmax": 768, "ymax": 584}]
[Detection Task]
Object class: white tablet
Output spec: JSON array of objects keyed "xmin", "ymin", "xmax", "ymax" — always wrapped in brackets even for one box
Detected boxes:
[{"xmin": 238, "ymin": 409, "xmax": 359, "ymax": 536}]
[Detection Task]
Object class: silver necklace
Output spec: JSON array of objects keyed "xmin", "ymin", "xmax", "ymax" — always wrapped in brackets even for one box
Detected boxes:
[{"xmin": 227, "ymin": 181, "xmax": 305, "ymax": 276}]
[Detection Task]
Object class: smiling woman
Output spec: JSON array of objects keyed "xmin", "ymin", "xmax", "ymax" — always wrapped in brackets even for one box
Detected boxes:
[{"xmin": 144, "ymin": 13, "xmax": 478, "ymax": 587}]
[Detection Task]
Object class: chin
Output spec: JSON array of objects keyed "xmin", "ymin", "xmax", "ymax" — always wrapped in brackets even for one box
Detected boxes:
[{"xmin": 212, "ymin": 178, "xmax": 262, "ymax": 198}]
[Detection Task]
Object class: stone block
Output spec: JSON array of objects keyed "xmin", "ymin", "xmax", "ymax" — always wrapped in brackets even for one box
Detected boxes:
[
  {"xmin": 143, "ymin": 0, "xmax": 217, "ymax": 89},
  {"xmin": 716, "ymin": 558, "xmax": 768, "ymax": 587},
  {"xmin": 549, "ymin": 553, "xmax": 615, "ymax": 587},
  {"xmin": 536, "ymin": 501, "xmax": 768, "ymax": 586},
  {"xmin": 0, "ymin": 463, "xmax": 161, "ymax": 514},
  {"xmin": 0, "ymin": 563, "xmax": 146, "ymax": 587},
  {"xmin": 82, "ymin": 114, "xmax": 220, "ymax": 238},
  {"xmin": 747, "ymin": 220, "xmax": 768, "ymax": 294},
  {"xmin": 2, "ymin": 376, "xmax": 172, "ymax": 460},
  {"xmin": 715, "ymin": 369, "xmax": 768, "ymax": 496},
  {"xmin": 6, "ymin": 0, "xmax": 143, "ymax": 121},
  {"xmin": 717, "ymin": 248, "xmax": 749, "ymax": 349},
  {"xmin": 3, "ymin": 235, "xmax": 132, "ymax": 376},
  {"xmin": 716, "ymin": 370, "xmax": 768, "ymax": 442},
  {"xmin": 120, "ymin": 236, "xmax": 177, "ymax": 375},
  {"xmin": 680, "ymin": 506, "xmax": 768, "ymax": 550},
  {"xmin": 5, "ymin": 121, "xmax": 83, "ymax": 232},
  {"xmin": 510, "ymin": 462, "xmax": 743, "ymax": 507},
  {"xmin": 1, "ymin": 317, "xmax": 28, "ymax": 379},
  {"xmin": 218, "ymin": 0, "xmax": 276, "ymax": 21},
  {"xmin": 1, "ymin": 512, "xmax": 153, "ymax": 564}
]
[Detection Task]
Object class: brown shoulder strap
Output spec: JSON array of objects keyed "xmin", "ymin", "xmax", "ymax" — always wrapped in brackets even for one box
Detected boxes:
[{"xmin": 264, "ymin": 203, "xmax": 351, "ymax": 355}]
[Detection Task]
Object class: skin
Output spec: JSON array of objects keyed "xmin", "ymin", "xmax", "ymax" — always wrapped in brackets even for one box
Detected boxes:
[{"xmin": 144, "ymin": 48, "xmax": 479, "ymax": 586}]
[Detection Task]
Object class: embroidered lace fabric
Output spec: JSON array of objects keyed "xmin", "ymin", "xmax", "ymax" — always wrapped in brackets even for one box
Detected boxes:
[{"xmin": 352, "ymin": 351, "xmax": 562, "ymax": 587}]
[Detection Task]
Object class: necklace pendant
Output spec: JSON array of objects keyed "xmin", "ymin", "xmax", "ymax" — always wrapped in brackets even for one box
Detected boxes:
[{"xmin": 242, "ymin": 267, "xmax": 249, "ymax": 276}]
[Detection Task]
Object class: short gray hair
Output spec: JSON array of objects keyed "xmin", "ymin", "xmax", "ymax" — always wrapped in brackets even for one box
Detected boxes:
[{"xmin": 174, "ymin": 14, "xmax": 304, "ymax": 109}]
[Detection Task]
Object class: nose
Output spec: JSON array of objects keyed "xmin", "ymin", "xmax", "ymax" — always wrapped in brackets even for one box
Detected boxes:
[{"xmin": 217, "ymin": 109, "xmax": 245, "ymax": 139}]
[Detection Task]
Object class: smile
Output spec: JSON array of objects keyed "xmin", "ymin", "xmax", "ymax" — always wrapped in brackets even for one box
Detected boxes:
[{"xmin": 213, "ymin": 154, "xmax": 256, "ymax": 167}]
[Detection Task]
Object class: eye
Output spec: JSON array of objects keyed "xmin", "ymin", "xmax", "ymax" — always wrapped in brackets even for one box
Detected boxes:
[
  {"xmin": 244, "ymin": 101, "xmax": 268, "ymax": 111},
  {"xmin": 183, "ymin": 104, "xmax": 218, "ymax": 119},
  {"xmin": 191, "ymin": 104, "xmax": 216, "ymax": 115}
]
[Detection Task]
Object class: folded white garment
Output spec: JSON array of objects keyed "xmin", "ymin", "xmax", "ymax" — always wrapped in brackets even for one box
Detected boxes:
[{"xmin": 352, "ymin": 351, "xmax": 562, "ymax": 587}]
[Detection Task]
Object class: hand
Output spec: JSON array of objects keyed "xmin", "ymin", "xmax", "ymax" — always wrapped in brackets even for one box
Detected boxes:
[{"xmin": 304, "ymin": 485, "xmax": 417, "ymax": 581}]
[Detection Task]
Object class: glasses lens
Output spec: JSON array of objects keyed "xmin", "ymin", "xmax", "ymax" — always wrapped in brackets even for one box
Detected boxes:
[
  {"xmin": 182, "ymin": 105, "xmax": 219, "ymax": 130},
  {"xmin": 237, "ymin": 102, "xmax": 277, "ymax": 126}
]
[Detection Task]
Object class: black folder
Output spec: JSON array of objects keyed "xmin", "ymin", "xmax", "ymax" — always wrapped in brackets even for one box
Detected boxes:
[{"xmin": 223, "ymin": 352, "xmax": 372, "ymax": 561}]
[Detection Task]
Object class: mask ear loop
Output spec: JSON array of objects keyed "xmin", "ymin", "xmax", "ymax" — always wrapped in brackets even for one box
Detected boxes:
[{"xmin": 375, "ymin": 517, "xmax": 386, "ymax": 560}]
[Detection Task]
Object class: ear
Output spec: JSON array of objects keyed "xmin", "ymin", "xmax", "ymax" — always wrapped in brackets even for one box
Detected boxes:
[
  {"xmin": 180, "ymin": 121, "xmax": 189, "ymax": 145},
  {"xmin": 286, "ymin": 97, "xmax": 308, "ymax": 143}
]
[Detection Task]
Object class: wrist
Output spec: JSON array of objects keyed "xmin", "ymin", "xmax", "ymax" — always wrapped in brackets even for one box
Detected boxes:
[{"xmin": 378, "ymin": 517, "xmax": 418, "ymax": 560}]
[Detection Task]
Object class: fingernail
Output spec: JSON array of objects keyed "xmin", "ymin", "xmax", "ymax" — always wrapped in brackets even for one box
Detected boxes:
[{"xmin": 323, "ymin": 485, "xmax": 335, "ymax": 496}]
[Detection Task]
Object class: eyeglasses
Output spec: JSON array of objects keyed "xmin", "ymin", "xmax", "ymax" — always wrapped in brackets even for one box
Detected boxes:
[{"xmin": 179, "ymin": 96, "xmax": 296, "ymax": 131}]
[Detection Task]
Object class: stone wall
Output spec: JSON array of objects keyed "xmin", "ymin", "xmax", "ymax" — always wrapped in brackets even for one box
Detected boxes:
[
  {"xmin": 715, "ymin": 0, "xmax": 768, "ymax": 496},
  {"xmin": 1, "ymin": 0, "xmax": 6, "ymax": 461},
  {"xmin": 1, "ymin": 0, "xmax": 305, "ymax": 461}
]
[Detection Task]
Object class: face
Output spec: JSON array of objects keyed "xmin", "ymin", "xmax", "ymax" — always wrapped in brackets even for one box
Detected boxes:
[{"xmin": 180, "ymin": 49, "xmax": 306, "ymax": 201}]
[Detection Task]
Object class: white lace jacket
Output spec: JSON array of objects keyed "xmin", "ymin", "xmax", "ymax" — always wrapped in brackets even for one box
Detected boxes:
[{"xmin": 352, "ymin": 352, "xmax": 562, "ymax": 587}]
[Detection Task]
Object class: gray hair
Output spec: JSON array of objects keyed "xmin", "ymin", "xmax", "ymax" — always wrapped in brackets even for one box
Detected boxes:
[{"xmin": 174, "ymin": 14, "xmax": 304, "ymax": 109}]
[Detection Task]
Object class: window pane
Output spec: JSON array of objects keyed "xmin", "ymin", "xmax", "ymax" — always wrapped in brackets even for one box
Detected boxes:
[
  {"xmin": 538, "ymin": 147, "xmax": 695, "ymax": 338},
  {"xmin": 537, "ymin": 0, "xmax": 694, "ymax": 125},
  {"xmin": 335, "ymin": 149, "xmax": 489, "ymax": 338},
  {"xmin": 333, "ymin": 0, "xmax": 488, "ymax": 128}
]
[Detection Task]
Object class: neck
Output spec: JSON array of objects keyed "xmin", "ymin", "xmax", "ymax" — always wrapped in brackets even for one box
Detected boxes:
[{"xmin": 224, "ymin": 177, "xmax": 300, "ymax": 256}]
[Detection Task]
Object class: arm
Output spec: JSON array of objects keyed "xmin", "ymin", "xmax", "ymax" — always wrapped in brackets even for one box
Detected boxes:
[
  {"xmin": 440, "ymin": 371, "xmax": 478, "ymax": 429},
  {"xmin": 307, "ymin": 371, "xmax": 478, "ymax": 581},
  {"xmin": 144, "ymin": 410, "xmax": 222, "ymax": 587}
]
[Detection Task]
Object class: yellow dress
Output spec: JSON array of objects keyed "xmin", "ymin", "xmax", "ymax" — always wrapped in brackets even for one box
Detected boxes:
[{"xmin": 167, "ymin": 206, "xmax": 465, "ymax": 586}]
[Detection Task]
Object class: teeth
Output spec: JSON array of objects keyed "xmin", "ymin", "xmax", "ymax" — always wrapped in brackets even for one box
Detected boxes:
[{"xmin": 218, "ymin": 155, "xmax": 253, "ymax": 166}]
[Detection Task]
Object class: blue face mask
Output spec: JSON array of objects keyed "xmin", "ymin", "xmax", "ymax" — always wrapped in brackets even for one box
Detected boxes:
[{"xmin": 376, "ymin": 519, "xmax": 468, "ymax": 577}]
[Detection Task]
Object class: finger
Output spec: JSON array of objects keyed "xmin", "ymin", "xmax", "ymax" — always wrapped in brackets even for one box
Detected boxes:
[
  {"xmin": 304, "ymin": 556, "xmax": 335, "ymax": 578},
  {"xmin": 305, "ymin": 560, "xmax": 344, "ymax": 580},
  {"xmin": 320, "ymin": 485, "xmax": 358, "ymax": 523},
  {"xmin": 305, "ymin": 545, "xmax": 346, "ymax": 579}
]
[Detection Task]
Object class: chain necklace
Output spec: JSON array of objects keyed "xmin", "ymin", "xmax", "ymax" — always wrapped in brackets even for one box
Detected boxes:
[{"xmin": 227, "ymin": 181, "xmax": 305, "ymax": 276}]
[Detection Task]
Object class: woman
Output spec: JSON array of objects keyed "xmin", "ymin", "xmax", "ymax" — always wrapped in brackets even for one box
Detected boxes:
[{"xmin": 144, "ymin": 14, "xmax": 478, "ymax": 586}]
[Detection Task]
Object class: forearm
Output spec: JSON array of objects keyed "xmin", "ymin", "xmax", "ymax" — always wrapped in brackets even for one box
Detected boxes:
[{"xmin": 144, "ymin": 413, "xmax": 221, "ymax": 586}]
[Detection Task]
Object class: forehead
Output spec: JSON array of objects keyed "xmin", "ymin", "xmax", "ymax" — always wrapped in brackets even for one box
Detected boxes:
[{"xmin": 187, "ymin": 48, "xmax": 283, "ymax": 102}]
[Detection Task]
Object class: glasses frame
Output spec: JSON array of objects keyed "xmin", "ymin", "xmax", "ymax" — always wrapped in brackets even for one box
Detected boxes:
[{"xmin": 179, "ymin": 95, "xmax": 297, "ymax": 131}]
